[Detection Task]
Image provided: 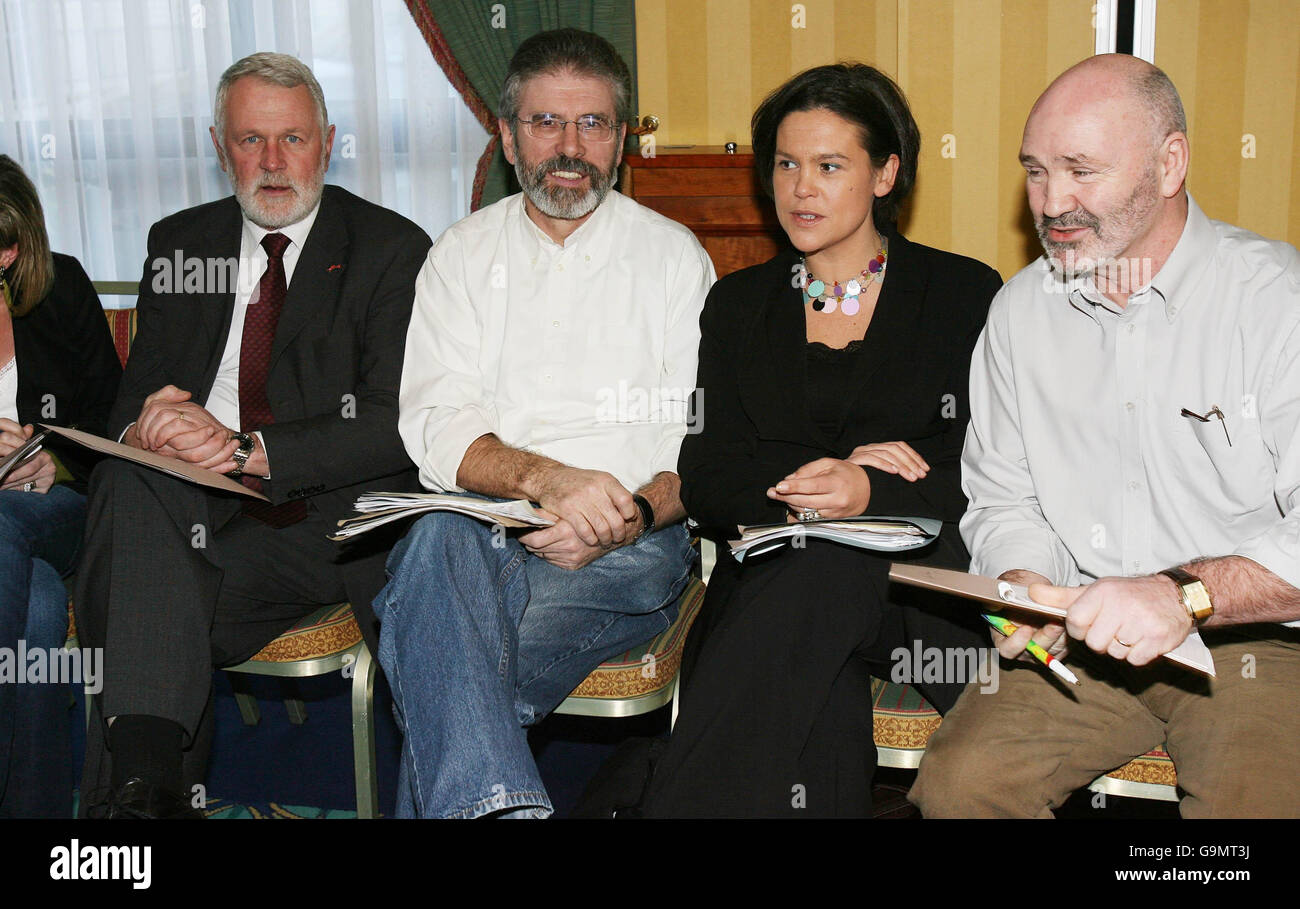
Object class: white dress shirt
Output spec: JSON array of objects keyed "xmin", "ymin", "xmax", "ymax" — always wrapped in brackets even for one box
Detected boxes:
[
  {"xmin": 401, "ymin": 190, "xmax": 715, "ymax": 493},
  {"xmin": 962, "ymin": 195, "xmax": 1300, "ymax": 624},
  {"xmin": 205, "ymin": 203, "xmax": 321, "ymax": 446}
]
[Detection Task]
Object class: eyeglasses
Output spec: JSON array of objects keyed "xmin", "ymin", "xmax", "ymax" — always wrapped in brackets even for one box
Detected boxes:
[{"xmin": 515, "ymin": 114, "xmax": 618, "ymax": 142}]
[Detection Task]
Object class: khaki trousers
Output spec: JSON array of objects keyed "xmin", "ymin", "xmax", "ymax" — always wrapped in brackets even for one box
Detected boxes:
[{"xmin": 909, "ymin": 626, "xmax": 1300, "ymax": 818}]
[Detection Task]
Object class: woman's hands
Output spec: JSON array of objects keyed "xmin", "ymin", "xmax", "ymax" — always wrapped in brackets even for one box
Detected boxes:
[
  {"xmin": 0, "ymin": 419, "xmax": 56, "ymax": 493},
  {"xmin": 767, "ymin": 458, "xmax": 871, "ymax": 519},
  {"xmin": 768, "ymin": 442, "xmax": 928, "ymax": 520},
  {"xmin": 846, "ymin": 441, "xmax": 929, "ymax": 482}
]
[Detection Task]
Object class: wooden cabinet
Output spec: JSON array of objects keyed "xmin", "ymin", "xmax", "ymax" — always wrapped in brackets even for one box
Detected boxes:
[{"xmin": 619, "ymin": 145, "xmax": 786, "ymax": 278}]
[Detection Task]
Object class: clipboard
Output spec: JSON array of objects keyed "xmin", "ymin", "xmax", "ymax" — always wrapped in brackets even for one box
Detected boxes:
[
  {"xmin": 888, "ymin": 563, "xmax": 1216, "ymax": 676},
  {"xmin": 39, "ymin": 424, "xmax": 268, "ymax": 501}
]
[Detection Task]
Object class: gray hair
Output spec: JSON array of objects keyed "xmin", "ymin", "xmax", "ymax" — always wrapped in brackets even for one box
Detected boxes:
[
  {"xmin": 1134, "ymin": 65, "xmax": 1187, "ymax": 146},
  {"xmin": 213, "ymin": 52, "xmax": 329, "ymax": 144},
  {"xmin": 498, "ymin": 28, "xmax": 633, "ymax": 130}
]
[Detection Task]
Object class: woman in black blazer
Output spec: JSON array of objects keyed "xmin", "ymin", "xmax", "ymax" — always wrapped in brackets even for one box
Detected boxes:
[
  {"xmin": 0, "ymin": 155, "xmax": 121, "ymax": 816},
  {"xmin": 639, "ymin": 65, "xmax": 1002, "ymax": 817}
]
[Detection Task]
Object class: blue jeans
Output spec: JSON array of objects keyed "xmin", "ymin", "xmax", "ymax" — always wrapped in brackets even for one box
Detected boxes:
[
  {"xmin": 0, "ymin": 483, "xmax": 85, "ymax": 817},
  {"xmin": 375, "ymin": 513, "xmax": 694, "ymax": 818}
]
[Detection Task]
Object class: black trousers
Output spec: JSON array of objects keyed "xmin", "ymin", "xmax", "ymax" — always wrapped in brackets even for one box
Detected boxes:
[
  {"xmin": 73, "ymin": 460, "xmax": 347, "ymax": 812},
  {"xmin": 640, "ymin": 537, "xmax": 985, "ymax": 818}
]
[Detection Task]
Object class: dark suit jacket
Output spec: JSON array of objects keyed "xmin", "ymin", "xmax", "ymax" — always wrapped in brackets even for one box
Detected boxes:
[
  {"xmin": 111, "ymin": 185, "xmax": 432, "ymax": 645},
  {"xmin": 679, "ymin": 231, "xmax": 1002, "ymax": 596},
  {"xmin": 12, "ymin": 253, "xmax": 122, "ymax": 489}
]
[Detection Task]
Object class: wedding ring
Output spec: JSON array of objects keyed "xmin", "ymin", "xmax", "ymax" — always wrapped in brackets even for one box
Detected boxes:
[
  {"xmin": 797, "ymin": 507, "xmax": 821, "ymax": 522},
  {"xmin": 1114, "ymin": 636, "xmax": 1134, "ymax": 648},
  {"xmin": 22, "ymin": 482, "xmax": 33, "ymax": 492}
]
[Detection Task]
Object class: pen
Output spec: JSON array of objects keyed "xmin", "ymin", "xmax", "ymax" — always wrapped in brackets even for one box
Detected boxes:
[{"xmin": 982, "ymin": 613, "xmax": 1080, "ymax": 686}]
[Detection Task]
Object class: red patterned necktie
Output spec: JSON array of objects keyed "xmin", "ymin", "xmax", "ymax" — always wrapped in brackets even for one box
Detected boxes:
[{"xmin": 238, "ymin": 232, "xmax": 306, "ymax": 527}]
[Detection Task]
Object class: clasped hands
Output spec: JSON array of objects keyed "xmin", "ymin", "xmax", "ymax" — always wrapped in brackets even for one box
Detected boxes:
[
  {"xmin": 520, "ymin": 466, "xmax": 643, "ymax": 571},
  {"xmin": 0, "ymin": 418, "xmax": 56, "ymax": 493},
  {"xmin": 124, "ymin": 385, "xmax": 255, "ymax": 475},
  {"xmin": 993, "ymin": 569, "xmax": 1193, "ymax": 668},
  {"xmin": 766, "ymin": 440, "xmax": 930, "ymax": 520}
]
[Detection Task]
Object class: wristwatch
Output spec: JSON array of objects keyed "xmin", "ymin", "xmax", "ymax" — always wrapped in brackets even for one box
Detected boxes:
[
  {"xmin": 1159, "ymin": 566, "xmax": 1215, "ymax": 625},
  {"xmin": 632, "ymin": 494, "xmax": 656, "ymax": 542},
  {"xmin": 229, "ymin": 431, "xmax": 256, "ymax": 479}
]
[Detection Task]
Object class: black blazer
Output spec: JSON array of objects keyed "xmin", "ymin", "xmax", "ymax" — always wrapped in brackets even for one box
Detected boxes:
[
  {"xmin": 679, "ymin": 231, "xmax": 1002, "ymax": 541},
  {"xmin": 12, "ymin": 252, "xmax": 122, "ymax": 489},
  {"xmin": 112, "ymin": 185, "xmax": 432, "ymax": 645}
]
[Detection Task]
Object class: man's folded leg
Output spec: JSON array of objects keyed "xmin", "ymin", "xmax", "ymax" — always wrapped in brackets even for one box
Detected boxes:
[
  {"xmin": 514, "ymin": 523, "xmax": 695, "ymax": 721},
  {"xmin": 909, "ymin": 650, "xmax": 1166, "ymax": 818},
  {"xmin": 75, "ymin": 460, "xmax": 344, "ymax": 815},
  {"xmin": 376, "ymin": 512, "xmax": 542, "ymax": 818},
  {"xmin": 376, "ymin": 516, "xmax": 694, "ymax": 818}
]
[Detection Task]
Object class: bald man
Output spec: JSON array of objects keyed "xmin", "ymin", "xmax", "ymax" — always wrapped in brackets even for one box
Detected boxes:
[{"xmin": 910, "ymin": 54, "xmax": 1300, "ymax": 818}]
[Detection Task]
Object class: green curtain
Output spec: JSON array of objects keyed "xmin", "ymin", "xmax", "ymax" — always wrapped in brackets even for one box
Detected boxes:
[{"xmin": 405, "ymin": 0, "xmax": 639, "ymax": 210}]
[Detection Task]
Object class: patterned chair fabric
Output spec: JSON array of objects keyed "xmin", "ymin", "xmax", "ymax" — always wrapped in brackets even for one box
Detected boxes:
[
  {"xmin": 870, "ymin": 677, "xmax": 1179, "ymax": 793},
  {"xmin": 567, "ymin": 577, "xmax": 706, "ymax": 701}
]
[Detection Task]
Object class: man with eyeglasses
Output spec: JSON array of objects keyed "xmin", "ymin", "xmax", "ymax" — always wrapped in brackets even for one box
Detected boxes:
[{"xmin": 378, "ymin": 28, "xmax": 714, "ymax": 817}]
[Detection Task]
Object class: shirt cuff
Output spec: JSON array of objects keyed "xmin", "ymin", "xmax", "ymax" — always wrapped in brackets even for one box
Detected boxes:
[
  {"xmin": 253, "ymin": 431, "xmax": 268, "ymax": 479},
  {"xmin": 418, "ymin": 406, "xmax": 497, "ymax": 493},
  {"xmin": 966, "ymin": 530, "xmax": 1080, "ymax": 586}
]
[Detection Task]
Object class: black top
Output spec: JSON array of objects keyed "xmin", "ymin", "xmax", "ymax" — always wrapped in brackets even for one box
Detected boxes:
[
  {"xmin": 11, "ymin": 252, "xmax": 123, "ymax": 489},
  {"xmin": 679, "ymin": 231, "xmax": 1002, "ymax": 538},
  {"xmin": 805, "ymin": 338, "xmax": 866, "ymax": 438}
]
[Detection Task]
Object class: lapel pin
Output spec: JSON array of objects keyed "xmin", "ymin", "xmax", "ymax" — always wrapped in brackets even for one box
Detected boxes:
[{"xmin": 327, "ymin": 264, "xmax": 344, "ymax": 273}]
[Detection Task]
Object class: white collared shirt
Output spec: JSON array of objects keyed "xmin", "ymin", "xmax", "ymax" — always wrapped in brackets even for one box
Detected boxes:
[
  {"xmin": 205, "ymin": 203, "xmax": 321, "ymax": 432},
  {"xmin": 401, "ymin": 190, "xmax": 714, "ymax": 493},
  {"xmin": 197, "ymin": 202, "xmax": 320, "ymax": 476},
  {"xmin": 962, "ymin": 195, "xmax": 1300, "ymax": 623}
]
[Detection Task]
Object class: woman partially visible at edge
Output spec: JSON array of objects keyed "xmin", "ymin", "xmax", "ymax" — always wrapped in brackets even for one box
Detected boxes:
[
  {"xmin": 639, "ymin": 64, "xmax": 1002, "ymax": 817},
  {"xmin": 0, "ymin": 154, "xmax": 122, "ymax": 817}
]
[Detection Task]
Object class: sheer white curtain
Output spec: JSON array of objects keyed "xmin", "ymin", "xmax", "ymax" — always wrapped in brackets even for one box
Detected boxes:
[{"xmin": 0, "ymin": 0, "xmax": 488, "ymax": 301}]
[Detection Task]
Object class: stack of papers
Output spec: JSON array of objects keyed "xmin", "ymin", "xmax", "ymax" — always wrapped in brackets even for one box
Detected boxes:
[
  {"xmin": 330, "ymin": 492, "xmax": 554, "ymax": 541},
  {"xmin": 729, "ymin": 515, "xmax": 941, "ymax": 562}
]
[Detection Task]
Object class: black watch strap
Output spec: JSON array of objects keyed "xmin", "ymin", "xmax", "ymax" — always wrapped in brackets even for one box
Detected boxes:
[{"xmin": 633, "ymin": 494, "xmax": 655, "ymax": 540}]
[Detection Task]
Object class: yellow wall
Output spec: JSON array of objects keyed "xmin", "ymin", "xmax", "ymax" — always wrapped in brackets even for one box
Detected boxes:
[
  {"xmin": 1156, "ymin": 0, "xmax": 1300, "ymax": 244},
  {"xmin": 636, "ymin": 0, "xmax": 1299, "ymax": 279}
]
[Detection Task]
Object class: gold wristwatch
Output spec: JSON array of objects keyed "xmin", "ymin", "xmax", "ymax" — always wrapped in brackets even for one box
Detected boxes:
[{"xmin": 1159, "ymin": 566, "xmax": 1215, "ymax": 625}]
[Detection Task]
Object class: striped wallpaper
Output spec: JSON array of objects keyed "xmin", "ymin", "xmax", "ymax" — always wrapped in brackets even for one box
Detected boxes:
[
  {"xmin": 634, "ymin": 0, "xmax": 1299, "ymax": 280},
  {"xmin": 1156, "ymin": 0, "xmax": 1300, "ymax": 246}
]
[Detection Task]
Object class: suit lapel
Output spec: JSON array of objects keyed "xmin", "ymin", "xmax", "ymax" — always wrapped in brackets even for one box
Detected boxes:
[
  {"xmin": 197, "ymin": 200, "xmax": 243, "ymax": 396},
  {"xmin": 745, "ymin": 251, "xmax": 822, "ymax": 446},
  {"xmin": 837, "ymin": 231, "xmax": 926, "ymax": 425},
  {"xmin": 272, "ymin": 188, "xmax": 349, "ymax": 368}
]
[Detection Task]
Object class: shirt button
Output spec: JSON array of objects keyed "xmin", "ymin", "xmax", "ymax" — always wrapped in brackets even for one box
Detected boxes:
[
  {"xmin": 584, "ymin": 255, "xmax": 591, "ymax": 262},
  {"xmin": 1126, "ymin": 401, "xmax": 1136, "ymax": 412},
  {"xmin": 1127, "ymin": 324, "xmax": 1136, "ymax": 334},
  {"xmin": 556, "ymin": 264, "xmax": 564, "ymax": 272},
  {"xmin": 544, "ymin": 374, "xmax": 553, "ymax": 382},
  {"xmin": 552, "ymin": 320, "xmax": 560, "ymax": 327},
  {"xmin": 1128, "ymin": 481, "xmax": 1139, "ymax": 491}
]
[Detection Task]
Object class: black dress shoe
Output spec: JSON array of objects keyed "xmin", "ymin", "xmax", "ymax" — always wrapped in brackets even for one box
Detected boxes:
[{"xmin": 103, "ymin": 778, "xmax": 204, "ymax": 819}]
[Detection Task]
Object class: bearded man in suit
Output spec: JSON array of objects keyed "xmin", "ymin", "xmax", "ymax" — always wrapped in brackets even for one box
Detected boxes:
[{"xmin": 74, "ymin": 52, "xmax": 431, "ymax": 817}]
